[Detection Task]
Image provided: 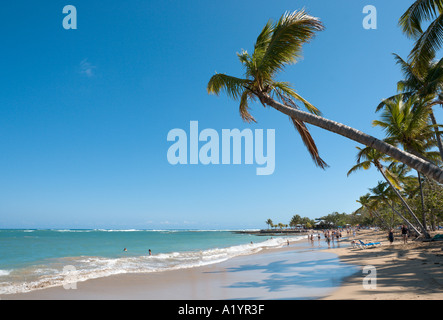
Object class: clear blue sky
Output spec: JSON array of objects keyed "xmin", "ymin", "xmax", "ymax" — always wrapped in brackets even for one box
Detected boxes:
[{"xmin": 0, "ymin": 0, "xmax": 439, "ymax": 229}]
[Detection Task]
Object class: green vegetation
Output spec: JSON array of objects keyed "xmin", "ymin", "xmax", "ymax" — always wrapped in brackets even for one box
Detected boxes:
[
  {"xmin": 349, "ymin": 1, "xmax": 443, "ymax": 237},
  {"xmin": 264, "ymin": 214, "xmax": 315, "ymax": 230}
]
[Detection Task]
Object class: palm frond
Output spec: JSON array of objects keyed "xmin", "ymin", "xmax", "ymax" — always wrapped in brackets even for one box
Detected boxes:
[
  {"xmin": 239, "ymin": 90, "xmax": 257, "ymax": 123},
  {"xmin": 207, "ymin": 73, "xmax": 250, "ymax": 100},
  {"xmin": 252, "ymin": 19, "xmax": 274, "ymax": 66},
  {"xmin": 255, "ymin": 10, "xmax": 324, "ymax": 82},
  {"xmin": 272, "ymin": 81, "xmax": 321, "ymax": 115},
  {"xmin": 289, "ymin": 116, "xmax": 328, "ymax": 169},
  {"xmin": 409, "ymin": 12, "xmax": 443, "ymax": 73},
  {"xmin": 376, "ymin": 92, "xmax": 414, "ymax": 112},
  {"xmin": 399, "ymin": 0, "xmax": 443, "ymax": 39},
  {"xmin": 393, "ymin": 53, "xmax": 422, "ymax": 81},
  {"xmin": 347, "ymin": 160, "xmax": 372, "ymax": 176}
]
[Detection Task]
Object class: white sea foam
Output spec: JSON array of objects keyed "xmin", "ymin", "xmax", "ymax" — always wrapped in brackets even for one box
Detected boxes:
[
  {"xmin": 0, "ymin": 270, "xmax": 12, "ymax": 276},
  {"xmin": 0, "ymin": 235, "xmax": 303, "ymax": 295}
]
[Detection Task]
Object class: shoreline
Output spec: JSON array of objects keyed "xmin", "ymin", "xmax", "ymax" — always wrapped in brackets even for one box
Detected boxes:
[
  {"xmin": 0, "ymin": 237, "xmax": 355, "ymax": 300},
  {"xmin": 2, "ymin": 230, "xmax": 442, "ymax": 300}
]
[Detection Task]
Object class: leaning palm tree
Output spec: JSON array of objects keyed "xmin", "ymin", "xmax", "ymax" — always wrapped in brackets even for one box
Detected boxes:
[
  {"xmin": 347, "ymin": 146, "xmax": 427, "ymax": 236},
  {"xmin": 373, "ymin": 95, "xmax": 440, "ymax": 235},
  {"xmin": 399, "ymin": 0, "xmax": 443, "ymax": 74},
  {"xmin": 369, "ymin": 181, "xmax": 421, "ymax": 235},
  {"xmin": 207, "ymin": 10, "xmax": 443, "ymax": 183}
]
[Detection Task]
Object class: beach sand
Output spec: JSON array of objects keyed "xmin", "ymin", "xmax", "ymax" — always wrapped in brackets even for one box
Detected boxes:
[
  {"xmin": 322, "ymin": 229, "xmax": 443, "ymax": 300},
  {"xmin": 2, "ymin": 230, "xmax": 443, "ymax": 300}
]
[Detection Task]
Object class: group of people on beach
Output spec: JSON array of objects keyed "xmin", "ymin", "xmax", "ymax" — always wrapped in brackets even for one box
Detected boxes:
[
  {"xmin": 388, "ymin": 225, "xmax": 409, "ymax": 245},
  {"xmin": 307, "ymin": 228, "xmax": 355, "ymax": 247}
]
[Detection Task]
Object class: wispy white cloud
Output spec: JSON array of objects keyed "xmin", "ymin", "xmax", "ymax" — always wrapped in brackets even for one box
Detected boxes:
[{"xmin": 79, "ymin": 59, "xmax": 96, "ymax": 77}]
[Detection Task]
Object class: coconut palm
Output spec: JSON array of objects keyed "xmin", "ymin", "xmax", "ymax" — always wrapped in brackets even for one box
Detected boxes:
[
  {"xmin": 377, "ymin": 54, "xmax": 443, "ymax": 160},
  {"xmin": 207, "ymin": 10, "xmax": 443, "ymax": 183},
  {"xmin": 265, "ymin": 218, "xmax": 273, "ymax": 230},
  {"xmin": 356, "ymin": 193, "xmax": 389, "ymax": 229},
  {"xmin": 399, "ymin": 0, "xmax": 443, "ymax": 74},
  {"xmin": 369, "ymin": 181, "xmax": 421, "ymax": 234},
  {"xmin": 373, "ymin": 95, "xmax": 441, "ymax": 162},
  {"xmin": 347, "ymin": 146, "xmax": 426, "ymax": 236},
  {"xmin": 289, "ymin": 214, "xmax": 301, "ymax": 229},
  {"xmin": 373, "ymin": 95, "xmax": 441, "ymax": 235}
]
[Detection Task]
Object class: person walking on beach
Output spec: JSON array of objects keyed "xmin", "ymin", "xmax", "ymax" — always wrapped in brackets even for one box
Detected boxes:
[
  {"xmin": 401, "ymin": 225, "xmax": 408, "ymax": 244},
  {"xmin": 388, "ymin": 228, "xmax": 394, "ymax": 245}
]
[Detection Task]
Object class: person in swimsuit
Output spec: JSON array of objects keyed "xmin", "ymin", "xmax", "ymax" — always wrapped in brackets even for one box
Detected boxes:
[{"xmin": 401, "ymin": 225, "xmax": 408, "ymax": 244}]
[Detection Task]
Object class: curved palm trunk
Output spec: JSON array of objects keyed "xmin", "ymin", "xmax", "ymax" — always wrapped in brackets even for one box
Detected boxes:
[
  {"xmin": 369, "ymin": 208, "xmax": 390, "ymax": 229},
  {"xmin": 260, "ymin": 93, "xmax": 443, "ymax": 184},
  {"xmin": 376, "ymin": 164, "xmax": 430, "ymax": 238},
  {"xmin": 417, "ymin": 171, "xmax": 428, "ymax": 233},
  {"xmin": 385, "ymin": 200, "xmax": 421, "ymax": 236}
]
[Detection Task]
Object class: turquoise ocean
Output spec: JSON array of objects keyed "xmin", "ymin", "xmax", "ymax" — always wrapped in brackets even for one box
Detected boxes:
[{"xmin": 0, "ymin": 229, "xmax": 306, "ymax": 295}]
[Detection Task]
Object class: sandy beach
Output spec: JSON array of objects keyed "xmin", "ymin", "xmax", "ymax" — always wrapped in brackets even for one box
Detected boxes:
[
  {"xmin": 322, "ymin": 229, "xmax": 443, "ymax": 300},
  {"xmin": 2, "ymin": 230, "xmax": 443, "ymax": 300}
]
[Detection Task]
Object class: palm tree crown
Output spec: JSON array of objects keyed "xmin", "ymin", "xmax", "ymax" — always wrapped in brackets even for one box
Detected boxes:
[
  {"xmin": 373, "ymin": 95, "xmax": 440, "ymax": 162},
  {"xmin": 208, "ymin": 10, "xmax": 328, "ymax": 168},
  {"xmin": 207, "ymin": 10, "xmax": 443, "ymax": 183}
]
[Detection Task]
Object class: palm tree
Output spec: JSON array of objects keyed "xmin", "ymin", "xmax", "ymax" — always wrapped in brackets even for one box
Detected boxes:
[
  {"xmin": 369, "ymin": 181, "xmax": 421, "ymax": 235},
  {"xmin": 399, "ymin": 0, "xmax": 443, "ymax": 74},
  {"xmin": 373, "ymin": 95, "xmax": 440, "ymax": 235},
  {"xmin": 290, "ymin": 214, "xmax": 301, "ymax": 229},
  {"xmin": 373, "ymin": 95, "xmax": 440, "ymax": 162},
  {"xmin": 356, "ymin": 193, "xmax": 389, "ymax": 229},
  {"xmin": 347, "ymin": 146, "xmax": 427, "ymax": 236},
  {"xmin": 265, "ymin": 218, "xmax": 273, "ymax": 230},
  {"xmin": 377, "ymin": 54, "xmax": 443, "ymax": 160},
  {"xmin": 207, "ymin": 10, "xmax": 443, "ymax": 183}
]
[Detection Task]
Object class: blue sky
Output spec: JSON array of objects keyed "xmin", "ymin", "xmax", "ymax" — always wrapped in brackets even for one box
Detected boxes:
[{"xmin": 0, "ymin": 0, "xmax": 440, "ymax": 229}]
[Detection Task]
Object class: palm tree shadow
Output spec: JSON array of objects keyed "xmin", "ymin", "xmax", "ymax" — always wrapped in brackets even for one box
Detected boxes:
[
  {"xmin": 215, "ymin": 257, "xmax": 359, "ymax": 293},
  {"xmin": 224, "ymin": 258, "xmax": 339, "ymax": 274}
]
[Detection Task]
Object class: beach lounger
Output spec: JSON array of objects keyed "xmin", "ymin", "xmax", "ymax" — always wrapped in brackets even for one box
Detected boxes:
[
  {"xmin": 357, "ymin": 239, "xmax": 381, "ymax": 249},
  {"xmin": 432, "ymin": 234, "xmax": 443, "ymax": 241}
]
